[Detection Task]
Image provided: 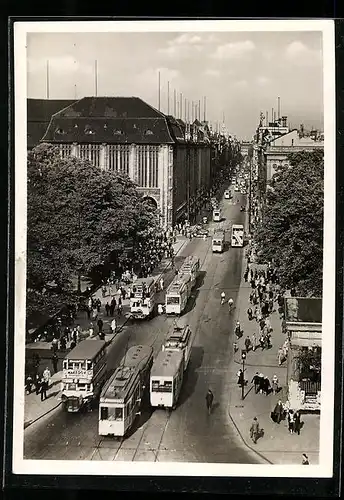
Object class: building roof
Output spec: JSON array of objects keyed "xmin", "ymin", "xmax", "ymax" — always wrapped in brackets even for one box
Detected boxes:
[
  {"xmin": 27, "ymin": 98, "xmax": 76, "ymax": 149},
  {"xmin": 285, "ymin": 297, "xmax": 322, "ymax": 324},
  {"xmin": 64, "ymin": 339, "xmax": 106, "ymax": 360},
  {"xmin": 42, "ymin": 96, "xmax": 177, "ymax": 145},
  {"xmin": 150, "ymin": 350, "xmax": 184, "ymax": 378}
]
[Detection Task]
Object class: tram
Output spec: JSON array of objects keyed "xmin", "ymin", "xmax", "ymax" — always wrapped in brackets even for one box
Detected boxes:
[
  {"xmin": 212, "ymin": 230, "xmax": 225, "ymax": 253},
  {"xmin": 162, "ymin": 324, "xmax": 193, "ymax": 371},
  {"xmin": 130, "ymin": 277, "xmax": 156, "ymax": 319},
  {"xmin": 179, "ymin": 255, "xmax": 200, "ymax": 288},
  {"xmin": 150, "ymin": 350, "xmax": 184, "ymax": 410},
  {"xmin": 165, "ymin": 273, "xmax": 192, "ymax": 315},
  {"xmin": 60, "ymin": 339, "xmax": 107, "ymax": 412},
  {"xmin": 98, "ymin": 345, "xmax": 153, "ymax": 437},
  {"xmin": 213, "ymin": 209, "xmax": 221, "ymax": 222}
]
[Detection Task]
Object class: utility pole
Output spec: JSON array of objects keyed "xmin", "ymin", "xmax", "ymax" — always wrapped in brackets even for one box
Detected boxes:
[
  {"xmin": 174, "ymin": 89, "xmax": 176, "ymax": 116},
  {"xmin": 46, "ymin": 60, "xmax": 50, "ymax": 99},
  {"xmin": 167, "ymin": 81, "xmax": 170, "ymax": 114},
  {"xmin": 241, "ymin": 351, "xmax": 246, "ymax": 400},
  {"xmin": 158, "ymin": 71, "xmax": 161, "ymax": 111},
  {"xmin": 95, "ymin": 60, "xmax": 98, "ymax": 97}
]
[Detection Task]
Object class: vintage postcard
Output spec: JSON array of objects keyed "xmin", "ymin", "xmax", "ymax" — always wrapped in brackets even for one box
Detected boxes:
[{"xmin": 12, "ymin": 19, "xmax": 335, "ymax": 479}]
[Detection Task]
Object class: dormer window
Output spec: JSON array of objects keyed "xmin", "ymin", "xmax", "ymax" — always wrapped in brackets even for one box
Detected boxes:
[
  {"xmin": 55, "ymin": 127, "xmax": 65, "ymax": 135},
  {"xmin": 144, "ymin": 129, "xmax": 153, "ymax": 135},
  {"xmin": 74, "ymin": 124, "xmax": 78, "ymax": 128},
  {"xmin": 113, "ymin": 129, "xmax": 123, "ymax": 135},
  {"xmin": 104, "ymin": 124, "xmax": 107, "ymax": 130},
  {"xmin": 84, "ymin": 125, "xmax": 95, "ymax": 135}
]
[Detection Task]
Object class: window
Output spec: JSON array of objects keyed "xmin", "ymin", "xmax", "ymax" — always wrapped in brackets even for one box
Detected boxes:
[
  {"xmin": 152, "ymin": 380, "xmax": 172, "ymax": 393},
  {"xmin": 108, "ymin": 145, "xmax": 129, "ymax": 174},
  {"xmin": 100, "ymin": 406, "xmax": 108, "ymax": 420},
  {"xmin": 113, "ymin": 130, "xmax": 123, "ymax": 135},
  {"xmin": 167, "ymin": 296, "xmax": 180, "ymax": 305},
  {"xmin": 80, "ymin": 144, "xmax": 89, "ymax": 160},
  {"xmin": 55, "ymin": 128, "xmax": 65, "ymax": 135},
  {"xmin": 86, "ymin": 361, "xmax": 93, "ymax": 370},
  {"xmin": 107, "ymin": 407, "xmax": 123, "ymax": 421},
  {"xmin": 145, "ymin": 129, "xmax": 153, "ymax": 135},
  {"xmin": 149, "ymin": 146, "xmax": 159, "ymax": 188},
  {"xmin": 85, "ymin": 125, "xmax": 95, "ymax": 135}
]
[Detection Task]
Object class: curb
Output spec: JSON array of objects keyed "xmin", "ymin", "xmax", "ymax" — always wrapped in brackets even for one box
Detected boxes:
[
  {"xmin": 233, "ymin": 357, "xmax": 287, "ymax": 369},
  {"xmin": 24, "ymin": 401, "xmax": 62, "ymax": 430}
]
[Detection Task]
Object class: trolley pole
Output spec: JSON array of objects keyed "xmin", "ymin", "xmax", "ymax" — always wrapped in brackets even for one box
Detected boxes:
[{"xmin": 241, "ymin": 351, "xmax": 246, "ymax": 400}]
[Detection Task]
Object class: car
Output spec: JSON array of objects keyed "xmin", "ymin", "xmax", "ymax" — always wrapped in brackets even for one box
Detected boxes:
[
  {"xmin": 234, "ymin": 186, "xmax": 240, "ymax": 192},
  {"xmin": 193, "ymin": 226, "xmax": 209, "ymax": 238},
  {"xmin": 224, "ymin": 190, "xmax": 230, "ymax": 199}
]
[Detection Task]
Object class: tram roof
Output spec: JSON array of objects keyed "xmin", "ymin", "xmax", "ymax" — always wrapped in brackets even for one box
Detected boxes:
[
  {"xmin": 213, "ymin": 229, "xmax": 225, "ymax": 237},
  {"xmin": 132, "ymin": 277, "xmax": 155, "ymax": 288},
  {"xmin": 101, "ymin": 345, "xmax": 153, "ymax": 401},
  {"xmin": 232, "ymin": 224, "xmax": 244, "ymax": 229},
  {"xmin": 151, "ymin": 350, "xmax": 184, "ymax": 378},
  {"xmin": 64, "ymin": 339, "xmax": 106, "ymax": 360},
  {"xmin": 166, "ymin": 325, "xmax": 191, "ymax": 343},
  {"xmin": 180, "ymin": 255, "xmax": 199, "ymax": 268},
  {"xmin": 166, "ymin": 273, "xmax": 191, "ymax": 293}
]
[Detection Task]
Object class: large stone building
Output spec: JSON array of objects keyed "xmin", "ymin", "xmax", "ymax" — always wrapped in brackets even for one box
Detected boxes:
[{"xmin": 31, "ymin": 96, "xmax": 215, "ymax": 229}]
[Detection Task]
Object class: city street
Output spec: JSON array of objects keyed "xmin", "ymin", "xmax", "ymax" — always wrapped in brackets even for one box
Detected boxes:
[{"xmin": 23, "ymin": 191, "xmax": 262, "ymax": 463}]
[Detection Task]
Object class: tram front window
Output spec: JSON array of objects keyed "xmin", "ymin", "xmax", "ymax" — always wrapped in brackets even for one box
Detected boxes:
[{"xmin": 166, "ymin": 296, "xmax": 179, "ymax": 305}]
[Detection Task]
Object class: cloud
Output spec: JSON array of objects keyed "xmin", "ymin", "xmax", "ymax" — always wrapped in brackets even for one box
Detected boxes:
[
  {"xmin": 27, "ymin": 56, "xmax": 94, "ymax": 75},
  {"xmin": 204, "ymin": 69, "xmax": 220, "ymax": 78},
  {"xmin": 158, "ymin": 32, "xmax": 218, "ymax": 59},
  {"xmin": 211, "ymin": 40, "xmax": 255, "ymax": 60},
  {"xmin": 138, "ymin": 67, "xmax": 180, "ymax": 87},
  {"xmin": 285, "ymin": 41, "xmax": 322, "ymax": 66},
  {"xmin": 256, "ymin": 76, "xmax": 271, "ymax": 86},
  {"xmin": 233, "ymin": 79, "xmax": 248, "ymax": 88}
]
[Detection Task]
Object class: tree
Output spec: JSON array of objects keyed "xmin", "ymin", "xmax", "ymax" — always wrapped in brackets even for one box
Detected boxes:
[
  {"xmin": 256, "ymin": 150, "xmax": 323, "ymax": 296},
  {"xmin": 27, "ymin": 144, "xmax": 158, "ymax": 313}
]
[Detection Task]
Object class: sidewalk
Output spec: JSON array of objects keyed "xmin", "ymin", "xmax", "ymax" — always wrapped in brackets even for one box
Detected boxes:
[
  {"xmin": 24, "ymin": 236, "xmax": 188, "ymax": 429},
  {"xmin": 227, "ymin": 262, "xmax": 320, "ymax": 465}
]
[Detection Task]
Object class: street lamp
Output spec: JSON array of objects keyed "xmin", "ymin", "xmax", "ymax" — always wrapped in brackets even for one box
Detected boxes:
[{"xmin": 241, "ymin": 350, "xmax": 246, "ymax": 400}]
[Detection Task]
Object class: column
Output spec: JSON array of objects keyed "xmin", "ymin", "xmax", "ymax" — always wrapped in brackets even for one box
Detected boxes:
[
  {"xmin": 71, "ymin": 142, "xmax": 79, "ymax": 157},
  {"xmin": 117, "ymin": 147, "xmax": 121, "ymax": 172},
  {"xmin": 129, "ymin": 144, "xmax": 136, "ymax": 182},
  {"xmin": 100, "ymin": 143, "xmax": 107, "ymax": 171},
  {"xmin": 146, "ymin": 147, "xmax": 151, "ymax": 187}
]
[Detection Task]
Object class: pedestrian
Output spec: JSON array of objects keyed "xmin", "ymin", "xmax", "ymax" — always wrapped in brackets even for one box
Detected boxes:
[
  {"xmin": 251, "ymin": 372, "xmax": 260, "ymax": 394},
  {"xmin": 70, "ymin": 340, "xmax": 76, "ymax": 350},
  {"xmin": 105, "ymin": 302, "xmax": 110, "ymax": 316},
  {"xmin": 97, "ymin": 318, "xmax": 103, "ymax": 335},
  {"xmin": 294, "ymin": 411, "xmax": 302, "ymax": 435},
  {"xmin": 205, "ymin": 389, "xmax": 214, "ymax": 415},
  {"xmin": 25, "ymin": 374, "xmax": 33, "ymax": 395},
  {"xmin": 34, "ymin": 373, "xmax": 41, "ymax": 395},
  {"xmin": 237, "ymin": 368, "xmax": 245, "ymax": 387},
  {"xmin": 271, "ymin": 374, "xmax": 278, "ymax": 394},
  {"xmin": 117, "ymin": 303, "xmax": 123, "ymax": 316},
  {"xmin": 89, "ymin": 324, "xmax": 94, "ymax": 337},
  {"xmin": 51, "ymin": 337, "xmax": 58, "ymax": 353},
  {"xmin": 244, "ymin": 336, "xmax": 251, "ymax": 353},
  {"xmin": 258, "ymin": 373, "xmax": 265, "ymax": 394},
  {"xmin": 288, "ymin": 409, "xmax": 295, "ymax": 434},
  {"xmin": 92, "ymin": 308, "xmax": 98, "ymax": 321},
  {"xmin": 250, "ymin": 417, "xmax": 260, "ymax": 444},
  {"xmin": 40, "ymin": 377, "xmax": 48, "ymax": 401},
  {"xmin": 271, "ymin": 400, "xmax": 284, "ymax": 424},
  {"xmin": 263, "ymin": 376, "xmax": 271, "ymax": 395},
  {"xmin": 247, "ymin": 307, "xmax": 253, "ymax": 321},
  {"xmin": 51, "ymin": 352, "xmax": 58, "ymax": 374},
  {"xmin": 278, "ymin": 347, "xmax": 284, "ymax": 366},
  {"xmin": 244, "ymin": 267, "xmax": 249, "ymax": 282},
  {"xmin": 234, "ymin": 321, "xmax": 241, "ymax": 338},
  {"xmin": 96, "ymin": 298, "xmax": 101, "ymax": 313},
  {"xmin": 60, "ymin": 335, "xmax": 67, "ymax": 350},
  {"xmin": 111, "ymin": 318, "xmax": 117, "ymax": 335},
  {"xmin": 302, "ymin": 453, "xmax": 309, "ymax": 465}
]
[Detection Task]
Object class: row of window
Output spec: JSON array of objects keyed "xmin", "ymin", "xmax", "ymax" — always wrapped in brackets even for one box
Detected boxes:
[{"xmin": 55, "ymin": 126, "xmax": 155, "ymax": 136}]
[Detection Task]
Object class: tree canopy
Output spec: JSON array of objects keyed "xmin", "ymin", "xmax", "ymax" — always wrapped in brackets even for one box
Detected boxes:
[
  {"xmin": 27, "ymin": 144, "xmax": 159, "ymax": 316},
  {"xmin": 256, "ymin": 150, "xmax": 324, "ymax": 296}
]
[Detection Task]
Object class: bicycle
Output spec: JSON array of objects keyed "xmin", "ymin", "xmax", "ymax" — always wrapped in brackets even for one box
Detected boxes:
[{"xmin": 228, "ymin": 298, "xmax": 234, "ymax": 312}]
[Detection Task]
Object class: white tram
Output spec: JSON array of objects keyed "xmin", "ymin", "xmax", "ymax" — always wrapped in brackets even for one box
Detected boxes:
[
  {"xmin": 130, "ymin": 277, "xmax": 156, "ymax": 319},
  {"xmin": 150, "ymin": 350, "xmax": 184, "ymax": 410},
  {"xmin": 98, "ymin": 345, "xmax": 153, "ymax": 437},
  {"xmin": 179, "ymin": 255, "xmax": 200, "ymax": 288},
  {"xmin": 162, "ymin": 324, "xmax": 193, "ymax": 371},
  {"xmin": 165, "ymin": 273, "xmax": 192, "ymax": 315},
  {"xmin": 60, "ymin": 339, "xmax": 107, "ymax": 412},
  {"xmin": 231, "ymin": 224, "xmax": 244, "ymax": 247}
]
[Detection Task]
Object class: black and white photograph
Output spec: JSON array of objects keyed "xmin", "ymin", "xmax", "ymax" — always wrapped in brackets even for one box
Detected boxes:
[{"xmin": 13, "ymin": 20, "xmax": 335, "ymax": 478}]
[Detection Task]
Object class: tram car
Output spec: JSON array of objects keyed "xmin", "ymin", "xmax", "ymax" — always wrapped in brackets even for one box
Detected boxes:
[
  {"xmin": 98, "ymin": 345, "xmax": 153, "ymax": 437},
  {"xmin": 162, "ymin": 324, "xmax": 193, "ymax": 371},
  {"xmin": 179, "ymin": 255, "xmax": 200, "ymax": 288},
  {"xmin": 150, "ymin": 350, "xmax": 184, "ymax": 410},
  {"xmin": 212, "ymin": 230, "xmax": 226, "ymax": 253},
  {"xmin": 165, "ymin": 273, "xmax": 192, "ymax": 315},
  {"xmin": 60, "ymin": 339, "xmax": 107, "ymax": 412},
  {"xmin": 129, "ymin": 277, "xmax": 156, "ymax": 319}
]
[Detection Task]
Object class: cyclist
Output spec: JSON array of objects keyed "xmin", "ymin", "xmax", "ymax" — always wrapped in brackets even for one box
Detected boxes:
[
  {"xmin": 228, "ymin": 297, "xmax": 234, "ymax": 312},
  {"xmin": 220, "ymin": 291, "xmax": 226, "ymax": 305},
  {"xmin": 206, "ymin": 389, "xmax": 214, "ymax": 415}
]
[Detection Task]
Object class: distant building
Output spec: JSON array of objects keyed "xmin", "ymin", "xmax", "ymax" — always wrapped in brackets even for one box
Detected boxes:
[
  {"xmin": 37, "ymin": 96, "xmax": 213, "ymax": 229},
  {"xmin": 240, "ymin": 141, "xmax": 252, "ymax": 157},
  {"xmin": 284, "ymin": 297, "xmax": 322, "ymax": 412},
  {"xmin": 264, "ymin": 129, "xmax": 324, "ymax": 183}
]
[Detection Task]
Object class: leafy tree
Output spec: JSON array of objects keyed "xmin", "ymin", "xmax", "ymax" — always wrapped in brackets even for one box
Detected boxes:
[
  {"xmin": 256, "ymin": 150, "xmax": 323, "ymax": 296},
  {"xmin": 27, "ymin": 144, "xmax": 158, "ymax": 314}
]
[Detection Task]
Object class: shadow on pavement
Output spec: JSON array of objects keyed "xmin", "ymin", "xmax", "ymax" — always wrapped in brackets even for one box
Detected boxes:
[
  {"xmin": 182, "ymin": 271, "xmax": 206, "ymax": 316},
  {"xmin": 177, "ymin": 346, "xmax": 204, "ymax": 408}
]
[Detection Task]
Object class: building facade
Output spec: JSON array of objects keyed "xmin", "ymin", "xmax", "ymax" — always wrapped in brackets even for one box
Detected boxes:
[{"xmin": 39, "ymin": 96, "xmax": 213, "ymax": 229}]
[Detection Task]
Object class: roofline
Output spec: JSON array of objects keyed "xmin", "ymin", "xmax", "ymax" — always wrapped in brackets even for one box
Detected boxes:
[{"xmin": 41, "ymin": 99, "xmax": 81, "ymax": 142}]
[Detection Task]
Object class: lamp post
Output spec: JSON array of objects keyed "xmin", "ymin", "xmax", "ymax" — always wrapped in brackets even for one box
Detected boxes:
[{"xmin": 241, "ymin": 350, "xmax": 246, "ymax": 400}]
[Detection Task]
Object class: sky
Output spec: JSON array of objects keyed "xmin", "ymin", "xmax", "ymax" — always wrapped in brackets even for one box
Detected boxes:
[{"xmin": 26, "ymin": 30, "xmax": 324, "ymax": 140}]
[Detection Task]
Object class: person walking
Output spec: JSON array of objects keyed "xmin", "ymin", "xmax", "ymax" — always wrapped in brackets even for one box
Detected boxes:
[
  {"xmin": 294, "ymin": 411, "xmax": 302, "ymax": 435},
  {"xmin": 40, "ymin": 376, "xmax": 48, "ymax": 401},
  {"xmin": 234, "ymin": 321, "xmax": 241, "ymax": 338},
  {"xmin": 51, "ymin": 352, "xmax": 59, "ymax": 375},
  {"xmin": 250, "ymin": 417, "xmax": 260, "ymax": 444},
  {"xmin": 251, "ymin": 372, "xmax": 260, "ymax": 394},
  {"xmin": 105, "ymin": 302, "xmax": 110, "ymax": 316},
  {"xmin": 237, "ymin": 368, "xmax": 245, "ymax": 387},
  {"xmin": 97, "ymin": 318, "xmax": 104, "ymax": 335},
  {"xmin": 205, "ymin": 389, "xmax": 214, "ymax": 415},
  {"xmin": 271, "ymin": 400, "xmax": 284, "ymax": 424},
  {"xmin": 25, "ymin": 374, "xmax": 33, "ymax": 395},
  {"xmin": 159, "ymin": 277, "xmax": 164, "ymax": 291},
  {"xmin": 263, "ymin": 376, "xmax": 271, "ymax": 396},
  {"xmin": 302, "ymin": 453, "xmax": 309, "ymax": 465},
  {"xmin": 247, "ymin": 307, "xmax": 253, "ymax": 321},
  {"xmin": 228, "ymin": 297, "xmax": 234, "ymax": 312},
  {"xmin": 251, "ymin": 332, "xmax": 257, "ymax": 351},
  {"xmin": 220, "ymin": 291, "xmax": 226, "ymax": 305},
  {"xmin": 271, "ymin": 374, "xmax": 279, "ymax": 394},
  {"xmin": 288, "ymin": 409, "xmax": 295, "ymax": 434},
  {"xmin": 244, "ymin": 336, "xmax": 251, "ymax": 353},
  {"xmin": 111, "ymin": 318, "xmax": 117, "ymax": 335}
]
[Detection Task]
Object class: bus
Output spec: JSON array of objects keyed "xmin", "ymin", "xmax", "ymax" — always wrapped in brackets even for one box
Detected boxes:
[
  {"xmin": 165, "ymin": 273, "xmax": 192, "ymax": 315},
  {"xmin": 98, "ymin": 345, "xmax": 153, "ymax": 438},
  {"xmin": 224, "ymin": 190, "xmax": 230, "ymax": 200},
  {"xmin": 179, "ymin": 255, "xmax": 200, "ymax": 288},
  {"xmin": 213, "ymin": 209, "xmax": 221, "ymax": 222},
  {"xmin": 150, "ymin": 350, "xmax": 184, "ymax": 410},
  {"xmin": 212, "ymin": 230, "xmax": 225, "ymax": 253},
  {"xmin": 130, "ymin": 277, "xmax": 156, "ymax": 319},
  {"xmin": 162, "ymin": 324, "xmax": 193, "ymax": 371},
  {"xmin": 231, "ymin": 224, "xmax": 244, "ymax": 247},
  {"xmin": 60, "ymin": 339, "xmax": 107, "ymax": 412}
]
